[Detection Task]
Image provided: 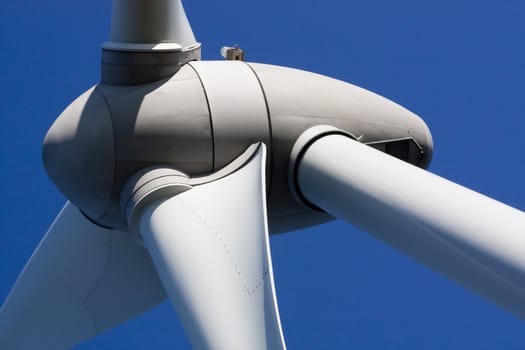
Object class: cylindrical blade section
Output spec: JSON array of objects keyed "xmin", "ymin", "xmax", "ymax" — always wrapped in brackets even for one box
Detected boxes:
[
  {"xmin": 109, "ymin": 0, "xmax": 196, "ymax": 48},
  {"xmin": 135, "ymin": 145, "xmax": 286, "ymax": 350},
  {"xmin": 296, "ymin": 134, "xmax": 525, "ymax": 318}
]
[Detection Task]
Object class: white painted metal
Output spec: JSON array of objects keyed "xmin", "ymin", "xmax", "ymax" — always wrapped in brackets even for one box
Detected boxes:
[
  {"xmin": 0, "ymin": 202, "xmax": 166, "ymax": 349},
  {"xmin": 188, "ymin": 61, "xmax": 271, "ymax": 170},
  {"xmin": 136, "ymin": 145, "xmax": 286, "ymax": 350},
  {"xmin": 296, "ymin": 134, "xmax": 525, "ymax": 318},
  {"xmin": 105, "ymin": 0, "xmax": 197, "ymax": 51}
]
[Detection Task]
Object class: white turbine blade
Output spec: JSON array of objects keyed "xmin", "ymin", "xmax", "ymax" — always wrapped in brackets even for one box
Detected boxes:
[
  {"xmin": 0, "ymin": 202, "xmax": 166, "ymax": 349},
  {"xmin": 108, "ymin": 0, "xmax": 197, "ymax": 49},
  {"xmin": 137, "ymin": 144, "xmax": 286, "ymax": 350},
  {"xmin": 296, "ymin": 134, "xmax": 525, "ymax": 318}
]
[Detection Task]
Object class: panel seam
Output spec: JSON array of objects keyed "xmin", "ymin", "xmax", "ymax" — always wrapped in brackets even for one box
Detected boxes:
[
  {"xmin": 187, "ymin": 62, "xmax": 215, "ymax": 172},
  {"xmin": 82, "ymin": 231, "xmax": 114, "ymax": 334},
  {"xmin": 245, "ymin": 63, "xmax": 274, "ymax": 197},
  {"xmin": 180, "ymin": 198, "xmax": 268, "ymax": 295}
]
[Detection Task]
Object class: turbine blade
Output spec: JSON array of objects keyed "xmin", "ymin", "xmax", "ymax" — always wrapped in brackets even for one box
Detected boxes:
[
  {"xmin": 136, "ymin": 144, "xmax": 287, "ymax": 350},
  {"xmin": 296, "ymin": 134, "xmax": 525, "ymax": 318},
  {"xmin": 0, "ymin": 202, "xmax": 166, "ymax": 349},
  {"xmin": 109, "ymin": 0, "xmax": 197, "ymax": 48}
]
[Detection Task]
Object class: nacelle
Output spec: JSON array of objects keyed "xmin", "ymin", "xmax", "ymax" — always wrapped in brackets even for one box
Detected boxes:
[{"xmin": 43, "ymin": 61, "xmax": 433, "ymax": 232}]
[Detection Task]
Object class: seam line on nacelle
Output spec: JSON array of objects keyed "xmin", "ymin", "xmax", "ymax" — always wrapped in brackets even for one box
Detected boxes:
[
  {"xmin": 187, "ymin": 62, "xmax": 215, "ymax": 172},
  {"xmin": 245, "ymin": 62, "xmax": 274, "ymax": 196}
]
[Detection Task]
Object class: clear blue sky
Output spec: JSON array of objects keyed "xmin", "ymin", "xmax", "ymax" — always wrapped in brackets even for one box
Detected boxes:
[{"xmin": 1, "ymin": 1, "xmax": 524, "ymax": 349}]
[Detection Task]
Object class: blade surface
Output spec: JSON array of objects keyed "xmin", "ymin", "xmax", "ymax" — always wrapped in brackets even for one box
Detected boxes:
[
  {"xmin": 296, "ymin": 134, "xmax": 525, "ymax": 318},
  {"xmin": 137, "ymin": 144, "xmax": 287, "ymax": 350},
  {"xmin": 109, "ymin": 0, "xmax": 197, "ymax": 47},
  {"xmin": 0, "ymin": 202, "xmax": 166, "ymax": 349}
]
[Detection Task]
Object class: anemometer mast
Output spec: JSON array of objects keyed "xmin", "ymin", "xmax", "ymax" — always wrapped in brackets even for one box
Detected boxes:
[{"xmin": 101, "ymin": 0, "xmax": 201, "ymax": 85}]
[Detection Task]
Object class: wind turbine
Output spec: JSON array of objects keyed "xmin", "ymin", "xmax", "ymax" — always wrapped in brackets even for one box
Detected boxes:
[{"xmin": 1, "ymin": 0, "xmax": 524, "ymax": 350}]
